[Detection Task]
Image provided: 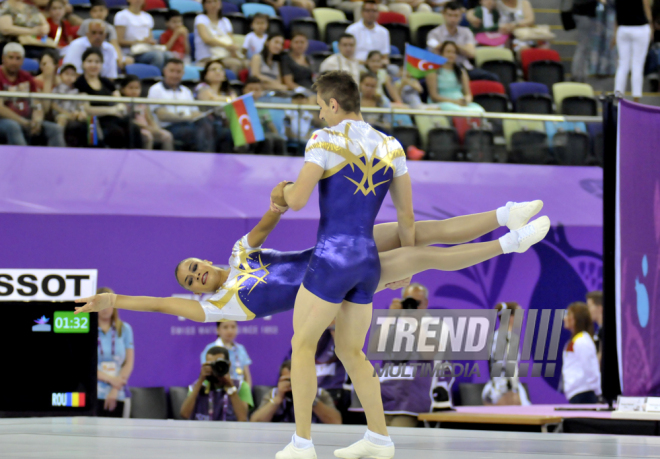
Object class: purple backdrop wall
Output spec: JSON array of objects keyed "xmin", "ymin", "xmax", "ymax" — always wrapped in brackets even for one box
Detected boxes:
[
  {"xmin": 0, "ymin": 147, "xmax": 603, "ymax": 403},
  {"xmin": 617, "ymin": 100, "xmax": 660, "ymax": 396}
]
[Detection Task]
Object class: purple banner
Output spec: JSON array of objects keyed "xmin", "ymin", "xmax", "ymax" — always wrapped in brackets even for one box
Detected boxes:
[
  {"xmin": 0, "ymin": 146, "xmax": 603, "ymax": 404},
  {"xmin": 617, "ymin": 100, "xmax": 660, "ymax": 396}
]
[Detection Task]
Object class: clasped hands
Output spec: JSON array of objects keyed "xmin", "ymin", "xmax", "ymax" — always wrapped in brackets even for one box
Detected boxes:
[{"xmin": 270, "ymin": 181, "xmax": 289, "ymax": 214}]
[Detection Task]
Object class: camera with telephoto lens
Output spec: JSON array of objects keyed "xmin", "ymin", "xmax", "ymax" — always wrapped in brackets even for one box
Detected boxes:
[
  {"xmin": 206, "ymin": 356, "xmax": 230, "ymax": 384},
  {"xmin": 281, "ymin": 376, "xmax": 293, "ymax": 403},
  {"xmin": 401, "ymin": 297, "xmax": 421, "ymax": 310}
]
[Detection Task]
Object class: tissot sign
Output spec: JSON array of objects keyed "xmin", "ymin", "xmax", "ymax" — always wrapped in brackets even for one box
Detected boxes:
[{"xmin": 0, "ymin": 270, "xmax": 98, "ymax": 301}]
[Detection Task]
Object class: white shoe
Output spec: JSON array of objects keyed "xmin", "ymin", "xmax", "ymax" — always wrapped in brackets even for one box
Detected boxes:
[
  {"xmin": 275, "ymin": 442, "xmax": 317, "ymax": 459},
  {"xmin": 514, "ymin": 216, "xmax": 550, "ymax": 253},
  {"xmin": 506, "ymin": 200, "xmax": 543, "ymax": 230},
  {"xmin": 334, "ymin": 439, "xmax": 395, "ymax": 459}
]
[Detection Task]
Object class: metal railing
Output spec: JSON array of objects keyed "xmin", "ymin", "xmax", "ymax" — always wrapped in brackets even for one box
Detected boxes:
[{"xmin": 0, "ymin": 91, "xmax": 604, "ymax": 123}]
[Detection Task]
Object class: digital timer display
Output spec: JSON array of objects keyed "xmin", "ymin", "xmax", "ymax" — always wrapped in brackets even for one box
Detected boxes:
[{"xmin": 54, "ymin": 311, "xmax": 90, "ymax": 333}]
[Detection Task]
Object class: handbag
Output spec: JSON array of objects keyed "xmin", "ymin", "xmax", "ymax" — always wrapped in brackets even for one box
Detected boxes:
[
  {"xmin": 560, "ymin": 0, "xmax": 576, "ymax": 30},
  {"xmin": 513, "ymin": 25, "xmax": 556, "ymax": 41},
  {"xmin": 210, "ymin": 35, "xmax": 244, "ymax": 60},
  {"xmin": 130, "ymin": 43, "xmax": 167, "ymax": 55}
]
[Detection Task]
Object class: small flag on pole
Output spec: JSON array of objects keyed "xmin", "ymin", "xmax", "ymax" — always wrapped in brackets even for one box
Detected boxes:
[
  {"xmin": 223, "ymin": 93, "xmax": 265, "ymax": 147},
  {"xmin": 87, "ymin": 116, "xmax": 98, "ymax": 146},
  {"xmin": 405, "ymin": 44, "xmax": 447, "ymax": 79}
]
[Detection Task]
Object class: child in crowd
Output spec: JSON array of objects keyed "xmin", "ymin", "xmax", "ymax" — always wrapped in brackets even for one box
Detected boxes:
[
  {"xmin": 159, "ymin": 10, "xmax": 190, "ymax": 60},
  {"xmin": 242, "ymin": 13, "xmax": 268, "ymax": 60},
  {"xmin": 470, "ymin": 0, "xmax": 500, "ymax": 34},
  {"xmin": 284, "ymin": 90, "xmax": 321, "ymax": 144},
  {"xmin": 52, "ymin": 64, "xmax": 87, "ymax": 128},
  {"xmin": 77, "ymin": 0, "xmax": 130, "ymax": 67},
  {"xmin": 200, "ymin": 321, "xmax": 253, "ymax": 386},
  {"xmin": 47, "ymin": 0, "xmax": 76, "ymax": 48},
  {"xmin": 119, "ymin": 75, "xmax": 174, "ymax": 150},
  {"xmin": 241, "ymin": 76, "xmax": 286, "ymax": 155},
  {"xmin": 364, "ymin": 50, "xmax": 403, "ymax": 104}
]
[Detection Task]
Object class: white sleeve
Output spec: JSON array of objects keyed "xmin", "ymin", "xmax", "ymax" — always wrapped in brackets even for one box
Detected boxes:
[
  {"xmin": 381, "ymin": 28, "xmax": 391, "ymax": 54},
  {"xmin": 228, "ymin": 234, "xmax": 262, "ymax": 269},
  {"xmin": 61, "ymin": 40, "xmax": 82, "ymax": 73},
  {"xmin": 107, "ymin": 46, "xmax": 118, "ymax": 79},
  {"xmin": 145, "ymin": 12, "xmax": 154, "ymax": 30},
  {"xmin": 387, "ymin": 137, "xmax": 408, "ymax": 177},
  {"xmin": 304, "ymin": 130, "xmax": 329, "ymax": 170},
  {"xmin": 243, "ymin": 33, "xmax": 254, "ymax": 49},
  {"xmin": 222, "ymin": 17, "xmax": 233, "ymax": 34},
  {"xmin": 114, "ymin": 10, "xmax": 128, "ymax": 27},
  {"xmin": 195, "ymin": 14, "xmax": 210, "ymax": 28}
]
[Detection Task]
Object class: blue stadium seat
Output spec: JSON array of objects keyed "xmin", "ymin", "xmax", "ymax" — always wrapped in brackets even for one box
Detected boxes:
[
  {"xmin": 306, "ymin": 39, "xmax": 329, "ymax": 55},
  {"xmin": 125, "ymin": 63, "xmax": 162, "ymax": 79},
  {"xmin": 21, "ymin": 57, "xmax": 39, "ymax": 73},
  {"xmin": 279, "ymin": 6, "xmax": 310, "ymax": 28},
  {"xmin": 241, "ymin": 3, "xmax": 276, "ymax": 17},
  {"xmin": 183, "ymin": 65, "xmax": 200, "ymax": 81},
  {"xmin": 170, "ymin": 0, "xmax": 202, "ymax": 14},
  {"xmin": 152, "ymin": 29, "xmax": 165, "ymax": 42}
]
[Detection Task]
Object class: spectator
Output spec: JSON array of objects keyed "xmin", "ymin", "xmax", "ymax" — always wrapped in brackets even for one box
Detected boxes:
[
  {"xmin": 180, "ymin": 346, "xmax": 252, "ymax": 421},
  {"xmin": 586, "ymin": 290, "xmax": 604, "ymax": 363},
  {"xmin": 0, "ymin": 43, "xmax": 65, "ymax": 147},
  {"xmin": 346, "ymin": 0, "xmax": 391, "ymax": 64},
  {"xmin": 285, "ymin": 90, "xmax": 321, "ymax": 144},
  {"xmin": 96, "ymin": 287, "xmax": 135, "ymax": 418},
  {"xmin": 34, "ymin": 49, "xmax": 58, "ymax": 94},
  {"xmin": 241, "ymin": 76, "xmax": 286, "ymax": 155},
  {"xmin": 359, "ymin": 73, "xmax": 392, "ymax": 133},
  {"xmin": 396, "ymin": 70, "xmax": 426, "ymax": 108},
  {"xmin": 194, "ymin": 59, "xmax": 235, "ymax": 152},
  {"xmin": 250, "ymin": 360, "xmax": 341, "ymax": 424},
  {"xmin": 250, "ymin": 34, "xmax": 287, "ymax": 91},
  {"xmin": 63, "ymin": 19, "xmax": 119, "ymax": 79},
  {"xmin": 470, "ymin": 0, "xmax": 536, "ymax": 55},
  {"xmin": 337, "ymin": 0, "xmax": 387, "ymax": 24},
  {"xmin": 469, "ymin": 0, "xmax": 501, "ymax": 34},
  {"xmin": 281, "ymin": 33, "xmax": 314, "ymax": 92},
  {"xmin": 149, "ymin": 57, "xmax": 215, "ymax": 152},
  {"xmin": 199, "ymin": 320, "xmax": 252, "ymax": 386},
  {"xmin": 571, "ymin": 0, "xmax": 598, "ymax": 83},
  {"xmin": 482, "ymin": 302, "xmax": 531, "ymax": 406},
  {"xmin": 47, "ymin": 0, "xmax": 75, "ymax": 48},
  {"xmin": 194, "ymin": 0, "xmax": 243, "ymax": 74},
  {"xmin": 590, "ymin": 0, "xmax": 617, "ymax": 78},
  {"xmin": 159, "ymin": 10, "xmax": 189, "ymax": 61},
  {"xmin": 52, "ymin": 63, "xmax": 89, "ymax": 147},
  {"xmin": 562, "ymin": 302, "xmax": 601, "ymax": 404},
  {"xmin": 319, "ymin": 34, "xmax": 360, "ymax": 85},
  {"xmin": 392, "ymin": 0, "xmax": 432, "ymax": 13},
  {"xmin": 365, "ymin": 50, "xmax": 403, "ymax": 104},
  {"xmin": 74, "ymin": 47, "xmax": 142, "ymax": 148},
  {"xmin": 614, "ymin": 0, "xmax": 653, "ymax": 102},
  {"xmin": 77, "ymin": 0, "xmax": 129, "ymax": 68},
  {"xmin": 119, "ymin": 75, "xmax": 174, "ymax": 150},
  {"xmin": 115, "ymin": 0, "xmax": 173, "ymax": 71},
  {"xmin": 0, "ymin": 0, "xmax": 50, "ymax": 45},
  {"xmin": 242, "ymin": 13, "xmax": 268, "ymax": 60},
  {"xmin": 426, "ymin": 41, "xmax": 485, "ymax": 112},
  {"xmin": 429, "ymin": 2, "xmax": 498, "ymax": 82}
]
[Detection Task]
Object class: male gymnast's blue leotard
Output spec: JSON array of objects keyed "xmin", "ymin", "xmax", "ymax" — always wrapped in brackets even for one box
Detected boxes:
[{"xmin": 199, "ymin": 121, "xmax": 407, "ymax": 321}]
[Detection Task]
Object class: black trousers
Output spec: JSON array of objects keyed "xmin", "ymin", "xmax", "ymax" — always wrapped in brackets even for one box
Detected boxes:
[{"xmin": 96, "ymin": 399, "xmax": 125, "ymax": 417}]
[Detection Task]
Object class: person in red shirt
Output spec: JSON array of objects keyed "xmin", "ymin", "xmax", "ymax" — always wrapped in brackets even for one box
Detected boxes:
[
  {"xmin": 0, "ymin": 43, "xmax": 65, "ymax": 146},
  {"xmin": 47, "ymin": 0, "xmax": 76, "ymax": 47},
  {"xmin": 159, "ymin": 10, "xmax": 190, "ymax": 60}
]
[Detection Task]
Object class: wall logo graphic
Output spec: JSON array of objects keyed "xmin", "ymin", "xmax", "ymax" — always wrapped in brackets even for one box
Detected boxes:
[
  {"xmin": 636, "ymin": 255, "xmax": 650, "ymax": 328},
  {"xmin": 32, "ymin": 315, "xmax": 51, "ymax": 332}
]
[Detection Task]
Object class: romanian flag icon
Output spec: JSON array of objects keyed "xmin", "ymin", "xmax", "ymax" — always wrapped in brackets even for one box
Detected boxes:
[{"xmin": 53, "ymin": 392, "xmax": 86, "ymax": 407}]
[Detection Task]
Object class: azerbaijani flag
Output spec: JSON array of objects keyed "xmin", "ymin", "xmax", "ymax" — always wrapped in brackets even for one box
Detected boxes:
[
  {"xmin": 405, "ymin": 44, "xmax": 447, "ymax": 79},
  {"xmin": 223, "ymin": 93, "xmax": 265, "ymax": 147}
]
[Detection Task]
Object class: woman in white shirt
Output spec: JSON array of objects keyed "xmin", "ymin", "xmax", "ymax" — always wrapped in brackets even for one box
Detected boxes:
[
  {"xmin": 562, "ymin": 302, "xmax": 601, "ymax": 404},
  {"xmin": 194, "ymin": 0, "xmax": 244, "ymax": 74},
  {"xmin": 115, "ymin": 0, "xmax": 173, "ymax": 70}
]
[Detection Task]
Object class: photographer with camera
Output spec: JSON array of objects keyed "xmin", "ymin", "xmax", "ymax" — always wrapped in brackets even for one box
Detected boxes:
[
  {"xmin": 250, "ymin": 360, "xmax": 341, "ymax": 424},
  {"xmin": 180, "ymin": 346, "xmax": 252, "ymax": 421}
]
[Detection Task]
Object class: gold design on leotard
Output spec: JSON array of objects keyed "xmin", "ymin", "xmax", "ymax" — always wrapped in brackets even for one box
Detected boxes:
[
  {"xmin": 305, "ymin": 123, "xmax": 405, "ymax": 196},
  {"xmin": 207, "ymin": 241, "xmax": 270, "ymax": 320}
]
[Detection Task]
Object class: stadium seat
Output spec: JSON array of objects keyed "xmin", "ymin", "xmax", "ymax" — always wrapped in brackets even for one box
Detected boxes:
[
  {"xmin": 588, "ymin": 122, "xmax": 603, "ymax": 164},
  {"xmin": 415, "ymin": 114, "xmax": 450, "ymax": 147},
  {"xmin": 223, "ymin": 2, "xmax": 239, "ymax": 14},
  {"xmin": 544, "ymin": 120, "xmax": 587, "ymax": 144},
  {"xmin": 390, "ymin": 44, "xmax": 401, "ymax": 56},
  {"xmin": 509, "ymin": 81, "xmax": 548, "ymax": 102},
  {"xmin": 552, "ymin": 131, "xmax": 590, "ymax": 165},
  {"xmin": 388, "ymin": 3, "xmax": 412, "ymax": 20},
  {"xmin": 520, "ymin": 48, "xmax": 560, "ymax": 79},
  {"xmin": 415, "ymin": 24, "xmax": 438, "ymax": 49},
  {"xmin": 475, "ymin": 47, "xmax": 514, "ymax": 67},
  {"xmin": 252, "ymin": 385, "xmax": 274, "ymax": 412},
  {"xmin": 279, "ymin": 6, "xmax": 311, "ymax": 28},
  {"xmin": 475, "ymin": 48, "xmax": 516, "ymax": 89},
  {"xmin": 69, "ymin": 0, "xmax": 89, "ymax": 4},
  {"xmin": 325, "ymin": 21, "xmax": 351, "ymax": 45},
  {"xmin": 168, "ymin": 386, "xmax": 188, "ymax": 420},
  {"xmin": 528, "ymin": 61, "xmax": 565, "ymax": 92},
  {"xmin": 129, "ymin": 387, "xmax": 168, "ymax": 419},
  {"xmin": 225, "ymin": 68, "xmax": 237, "ymax": 80},
  {"xmin": 268, "ymin": 17, "xmax": 286, "ymax": 37},
  {"xmin": 150, "ymin": 9, "xmax": 168, "ymax": 30},
  {"xmin": 312, "ymin": 8, "xmax": 347, "ymax": 41},
  {"xmin": 188, "ymin": 32, "xmax": 195, "ymax": 57},
  {"xmin": 291, "ymin": 18, "xmax": 320, "ymax": 41},
  {"xmin": 125, "ymin": 63, "xmax": 162, "ymax": 79},
  {"xmin": 511, "ymin": 130, "xmax": 551, "ymax": 164},
  {"xmin": 426, "ymin": 127, "xmax": 460, "ymax": 161},
  {"xmin": 306, "ymin": 39, "xmax": 329, "ymax": 54},
  {"xmin": 459, "ymin": 383, "xmax": 486, "ymax": 406},
  {"xmin": 409, "ymin": 12, "xmax": 443, "ymax": 46},
  {"xmin": 182, "ymin": 65, "xmax": 200, "ymax": 81},
  {"xmin": 144, "ymin": 0, "xmax": 166, "ymax": 10},
  {"xmin": 226, "ymin": 13, "xmax": 249, "ymax": 35},
  {"xmin": 474, "ymin": 93, "xmax": 509, "ymax": 112},
  {"xmin": 170, "ymin": 0, "xmax": 202, "ymax": 13},
  {"xmin": 503, "ymin": 119, "xmax": 545, "ymax": 150},
  {"xmin": 553, "ymin": 82, "xmax": 596, "ymax": 115},
  {"xmin": 378, "ymin": 11, "xmax": 407, "ymax": 25},
  {"xmin": 241, "ymin": 3, "xmax": 276, "ymax": 17},
  {"xmin": 509, "ymin": 82, "xmax": 553, "ymax": 114},
  {"xmin": 223, "ymin": 0, "xmax": 245, "ymax": 6},
  {"xmin": 470, "ymin": 80, "xmax": 505, "ymax": 96},
  {"xmin": 105, "ymin": 0, "xmax": 127, "ymax": 7},
  {"xmin": 21, "ymin": 57, "xmax": 39, "ymax": 73},
  {"xmin": 464, "ymin": 129, "xmax": 495, "ymax": 162},
  {"xmin": 392, "ymin": 125, "xmax": 421, "ymax": 152},
  {"xmin": 384, "ymin": 23, "xmax": 410, "ymax": 59},
  {"xmin": 152, "ymin": 29, "xmax": 165, "ymax": 42},
  {"xmin": 73, "ymin": 5, "xmax": 91, "ymax": 20}
]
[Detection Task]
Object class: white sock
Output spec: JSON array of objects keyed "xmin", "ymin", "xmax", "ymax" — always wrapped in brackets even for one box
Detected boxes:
[
  {"xmin": 499, "ymin": 230, "xmax": 520, "ymax": 254},
  {"xmin": 496, "ymin": 201, "xmax": 515, "ymax": 226},
  {"xmin": 292, "ymin": 433, "xmax": 313, "ymax": 450},
  {"xmin": 364, "ymin": 429, "xmax": 393, "ymax": 447}
]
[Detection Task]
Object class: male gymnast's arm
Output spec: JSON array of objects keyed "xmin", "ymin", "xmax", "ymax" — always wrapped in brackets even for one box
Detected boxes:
[
  {"xmin": 389, "ymin": 172, "xmax": 415, "ymax": 248},
  {"xmin": 277, "ymin": 163, "xmax": 324, "ymax": 211}
]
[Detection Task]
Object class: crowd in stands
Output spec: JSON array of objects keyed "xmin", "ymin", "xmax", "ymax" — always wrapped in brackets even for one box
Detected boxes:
[{"xmin": 0, "ymin": 0, "xmax": 656, "ymax": 163}]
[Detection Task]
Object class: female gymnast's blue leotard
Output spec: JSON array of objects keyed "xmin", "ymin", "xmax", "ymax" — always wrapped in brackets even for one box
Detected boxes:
[{"xmin": 199, "ymin": 121, "xmax": 407, "ymax": 321}]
